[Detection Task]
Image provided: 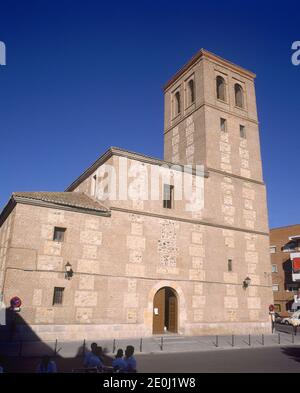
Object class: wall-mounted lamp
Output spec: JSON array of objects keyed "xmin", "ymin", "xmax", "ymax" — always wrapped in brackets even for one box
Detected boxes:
[
  {"xmin": 65, "ymin": 262, "xmax": 74, "ymax": 280},
  {"xmin": 243, "ymin": 276, "xmax": 251, "ymax": 289}
]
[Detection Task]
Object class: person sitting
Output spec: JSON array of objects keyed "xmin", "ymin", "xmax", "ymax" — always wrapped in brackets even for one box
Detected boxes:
[
  {"xmin": 124, "ymin": 345, "xmax": 137, "ymax": 373},
  {"xmin": 36, "ymin": 355, "xmax": 57, "ymax": 373},
  {"xmin": 84, "ymin": 343, "xmax": 103, "ymax": 371},
  {"xmin": 97, "ymin": 346, "xmax": 104, "ymax": 363},
  {"xmin": 84, "ymin": 342, "xmax": 97, "ymax": 367},
  {"xmin": 112, "ymin": 349, "xmax": 127, "ymax": 372}
]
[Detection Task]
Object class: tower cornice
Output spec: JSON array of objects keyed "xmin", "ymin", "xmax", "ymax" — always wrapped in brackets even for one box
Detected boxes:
[{"xmin": 163, "ymin": 48, "xmax": 256, "ymax": 91}]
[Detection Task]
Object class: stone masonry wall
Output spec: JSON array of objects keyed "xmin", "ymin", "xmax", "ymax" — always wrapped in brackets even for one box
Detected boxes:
[{"xmin": 2, "ymin": 202, "xmax": 273, "ymax": 340}]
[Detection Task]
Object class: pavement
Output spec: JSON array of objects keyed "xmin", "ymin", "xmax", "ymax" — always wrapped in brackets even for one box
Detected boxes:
[
  {"xmin": 0, "ymin": 324, "xmax": 299, "ymax": 358},
  {"xmin": 1, "ymin": 324, "xmax": 300, "ymax": 373},
  {"xmin": 136, "ymin": 346, "xmax": 300, "ymax": 373},
  {"xmin": 2, "ymin": 342, "xmax": 300, "ymax": 373}
]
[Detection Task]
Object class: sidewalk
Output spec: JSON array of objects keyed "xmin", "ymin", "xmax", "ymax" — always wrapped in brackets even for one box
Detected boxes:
[
  {"xmin": 102, "ymin": 332, "xmax": 300, "ymax": 355},
  {"xmin": 0, "ymin": 331, "xmax": 299, "ymax": 358}
]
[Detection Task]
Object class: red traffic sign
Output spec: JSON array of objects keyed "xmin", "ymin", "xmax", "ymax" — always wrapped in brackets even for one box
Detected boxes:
[
  {"xmin": 269, "ymin": 304, "xmax": 275, "ymax": 312},
  {"xmin": 10, "ymin": 296, "xmax": 22, "ymax": 309}
]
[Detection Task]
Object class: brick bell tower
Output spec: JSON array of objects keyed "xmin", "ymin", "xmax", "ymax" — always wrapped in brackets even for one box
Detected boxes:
[
  {"xmin": 163, "ymin": 49, "xmax": 262, "ymax": 181},
  {"xmin": 162, "ymin": 48, "xmax": 269, "ymax": 230},
  {"xmin": 163, "ymin": 49, "xmax": 273, "ymax": 329}
]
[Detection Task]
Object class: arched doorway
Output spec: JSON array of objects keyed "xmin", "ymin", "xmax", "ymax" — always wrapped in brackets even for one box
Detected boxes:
[{"xmin": 153, "ymin": 287, "xmax": 178, "ymax": 334}]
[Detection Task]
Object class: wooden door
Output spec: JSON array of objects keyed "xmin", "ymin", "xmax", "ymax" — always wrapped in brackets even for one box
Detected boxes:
[
  {"xmin": 168, "ymin": 295, "xmax": 177, "ymax": 333},
  {"xmin": 153, "ymin": 288, "xmax": 165, "ymax": 334}
]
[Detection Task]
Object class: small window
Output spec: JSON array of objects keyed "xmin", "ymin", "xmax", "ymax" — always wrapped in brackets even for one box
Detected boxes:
[
  {"xmin": 235, "ymin": 83, "xmax": 244, "ymax": 108},
  {"xmin": 272, "ymin": 284, "xmax": 279, "ymax": 292},
  {"xmin": 188, "ymin": 79, "xmax": 195, "ymax": 105},
  {"xmin": 286, "ymin": 285, "xmax": 299, "ymax": 292},
  {"xmin": 174, "ymin": 91, "xmax": 181, "ymax": 116},
  {"xmin": 228, "ymin": 259, "xmax": 233, "ymax": 272},
  {"xmin": 53, "ymin": 227, "xmax": 66, "ymax": 242},
  {"xmin": 220, "ymin": 118, "xmax": 227, "ymax": 132},
  {"xmin": 163, "ymin": 184, "xmax": 174, "ymax": 209},
  {"xmin": 270, "ymin": 246, "xmax": 276, "ymax": 254},
  {"xmin": 274, "ymin": 304, "xmax": 281, "ymax": 312},
  {"xmin": 272, "ymin": 264, "xmax": 278, "ymax": 273},
  {"xmin": 53, "ymin": 287, "xmax": 64, "ymax": 305},
  {"xmin": 240, "ymin": 125, "xmax": 246, "ymax": 139},
  {"xmin": 216, "ymin": 76, "xmax": 226, "ymax": 101}
]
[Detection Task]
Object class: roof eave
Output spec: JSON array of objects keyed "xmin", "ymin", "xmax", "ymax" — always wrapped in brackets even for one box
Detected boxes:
[
  {"xmin": 163, "ymin": 48, "xmax": 256, "ymax": 91},
  {"xmin": 0, "ymin": 197, "xmax": 16, "ymax": 228},
  {"xmin": 0, "ymin": 195, "xmax": 111, "ymax": 223},
  {"xmin": 65, "ymin": 146, "xmax": 209, "ymax": 192},
  {"xmin": 65, "ymin": 147, "xmax": 114, "ymax": 192}
]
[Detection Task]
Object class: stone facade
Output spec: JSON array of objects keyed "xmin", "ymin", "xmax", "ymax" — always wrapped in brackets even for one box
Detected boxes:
[{"xmin": 0, "ymin": 49, "xmax": 273, "ymax": 341}]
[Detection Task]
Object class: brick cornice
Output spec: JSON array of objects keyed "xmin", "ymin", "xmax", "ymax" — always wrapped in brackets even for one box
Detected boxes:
[
  {"xmin": 110, "ymin": 206, "xmax": 269, "ymax": 237},
  {"xmin": 163, "ymin": 49, "xmax": 256, "ymax": 91}
]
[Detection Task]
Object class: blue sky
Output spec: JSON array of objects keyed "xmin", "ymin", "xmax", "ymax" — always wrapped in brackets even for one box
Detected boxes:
[{"xmin": 0, "ymin": 0, "xmax": 299, "ymax": 228}]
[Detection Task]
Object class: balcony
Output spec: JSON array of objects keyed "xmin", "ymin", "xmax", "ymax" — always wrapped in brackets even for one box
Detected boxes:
[
  {"xmin": 294, "ymin": 294, "xmax": 300, "ymax": 304},
  {"xmin": 292, "ymin": 273, "xmax": 300, "ymax": 281},
  {"xmin": 283, "ymin": 237, "xmax": 300, "ymax": 252},
  {"xmin": 290, "ymin": 252, "xmax": 300, "ymax": 281},
  {"xmin": 283, "ymin": 247, "xmax": 300, "ymax": 253}
]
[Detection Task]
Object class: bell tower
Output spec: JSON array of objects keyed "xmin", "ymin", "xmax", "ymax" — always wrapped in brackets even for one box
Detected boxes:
[
  {"xmin": 163, "ymin": 49, "xmax": 263, "ymax": 184},
  {"xmin": 163, "ymin": 51, "xmax": 272, "ymax": 322}
]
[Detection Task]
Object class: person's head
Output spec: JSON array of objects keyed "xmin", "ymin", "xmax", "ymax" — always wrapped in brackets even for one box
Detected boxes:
[
  {"xmin": 91, "ymin": 342, "xmax": 97, "ymax": 354},
  {"xmin": 116, "ymin": 349, "xmax": 123, "ymax": 358},
  {"xmin": 125, "ymin": 345, "xmax": 134, "ymax": 358}
]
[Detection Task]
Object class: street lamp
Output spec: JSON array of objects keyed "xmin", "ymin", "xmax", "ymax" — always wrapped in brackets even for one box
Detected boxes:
[
  {"xmin": 243, "ymin": 276, "xmax": 251, "ymax": 289},
  {"xmin": 65, "ymin": 262, "xmax": 73, "ymax": 280}
]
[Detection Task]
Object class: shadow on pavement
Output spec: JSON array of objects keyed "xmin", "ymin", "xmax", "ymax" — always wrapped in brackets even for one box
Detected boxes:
[
  {"xmin": 0, "ymin": 308, "xmax": 114, "ymax": 373},
  {"xmin": 281, "ymin": 346, "xmax": 300, "ymax": 364}
]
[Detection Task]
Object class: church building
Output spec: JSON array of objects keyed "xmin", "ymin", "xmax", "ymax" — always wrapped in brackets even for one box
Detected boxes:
[{"xmin": 0, "ymin": 49, "xmax": 273, "ymax": 341}]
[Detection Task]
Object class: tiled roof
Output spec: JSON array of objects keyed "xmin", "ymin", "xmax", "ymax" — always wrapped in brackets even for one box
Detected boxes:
[{"xmin": 12, "ymin": 191, "xmax": 109, "ymax": 213}]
